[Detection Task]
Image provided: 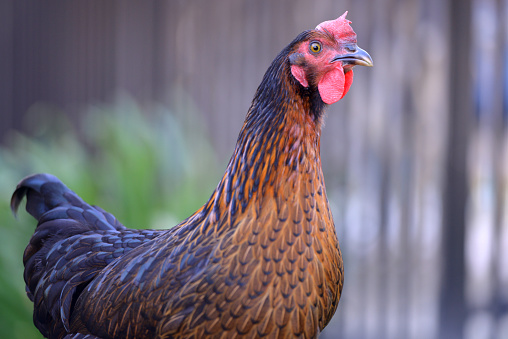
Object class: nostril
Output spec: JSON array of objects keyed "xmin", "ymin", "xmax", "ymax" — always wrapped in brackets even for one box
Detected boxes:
[{"xmin": 345, "ymin": 45, "xmax": 357, "ymax": 53}]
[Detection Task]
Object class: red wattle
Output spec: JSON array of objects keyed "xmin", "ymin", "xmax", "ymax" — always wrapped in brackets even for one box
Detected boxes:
[
  {"xmin": 341, "ymin": 70, "xmax": 354, "ymax": 100},
  {"xmin": 318, "ymin": 65, "xmax": 346, "ymax": 104}
]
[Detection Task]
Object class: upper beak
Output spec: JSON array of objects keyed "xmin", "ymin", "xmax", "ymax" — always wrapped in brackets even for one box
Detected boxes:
[{"xmin": 332, "ymin": 46, "xmax": 373, "ymax": 67}]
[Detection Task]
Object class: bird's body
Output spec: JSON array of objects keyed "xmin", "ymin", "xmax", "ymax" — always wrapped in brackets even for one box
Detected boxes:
[{"xmin": 12, "ymin": 12, "xmax": 372, "ymax": 339}]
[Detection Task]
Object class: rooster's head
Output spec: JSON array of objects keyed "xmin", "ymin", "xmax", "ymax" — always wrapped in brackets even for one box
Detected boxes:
[{"xmin": 289, "ymin": 12, "xmax": 373, "ymax": 105}]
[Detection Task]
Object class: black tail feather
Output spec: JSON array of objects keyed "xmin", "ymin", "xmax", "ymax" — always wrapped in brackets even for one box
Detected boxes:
[
  {"xmin": 12, "ymin": 173, "xmax": 159, "ymax": 338},
  {"xmin": 12, "ymin": 173, "xmax": 125, "ymax": 232},
  {"xmin": 11, "ymin": 173, "xmax": 66, "ymax": 219}
]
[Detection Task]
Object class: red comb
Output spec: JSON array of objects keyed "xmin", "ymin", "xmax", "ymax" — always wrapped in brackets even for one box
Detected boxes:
[{"xmin": 316, "ymin": 11, "xmax": 355, "ymax": 40}]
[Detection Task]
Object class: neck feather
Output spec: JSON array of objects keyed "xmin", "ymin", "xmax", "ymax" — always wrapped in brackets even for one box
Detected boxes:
[{"xmin": 203, "ymin": 45, "xmax": 327, "ymax": 221}]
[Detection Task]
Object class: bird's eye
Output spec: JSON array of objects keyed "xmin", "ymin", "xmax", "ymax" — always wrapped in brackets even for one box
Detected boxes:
[{"xmin": 309, "ymin": 41, "xmax": 322, "ymax": 54}]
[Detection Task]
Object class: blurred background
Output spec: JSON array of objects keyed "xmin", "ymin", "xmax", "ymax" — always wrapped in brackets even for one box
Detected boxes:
[{"xmin": 0, "ymin": 0, "xmax": 506, "ymax": 338}]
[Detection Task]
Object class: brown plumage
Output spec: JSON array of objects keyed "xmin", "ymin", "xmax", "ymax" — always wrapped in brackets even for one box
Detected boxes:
[{"xmin": 12, "ymin": 12, "xmax": 372, "ymax": 339}]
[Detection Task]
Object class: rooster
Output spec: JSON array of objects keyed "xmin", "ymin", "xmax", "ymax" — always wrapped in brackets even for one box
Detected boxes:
[{"xmin": 12, "ymin": 12, "xmax": 372, "ymax": 339}]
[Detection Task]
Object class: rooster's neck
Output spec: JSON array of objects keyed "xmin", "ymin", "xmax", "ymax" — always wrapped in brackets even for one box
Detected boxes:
[{"xmin": 201, "ymin": 52, "xmax": 329, "ymax": 227}]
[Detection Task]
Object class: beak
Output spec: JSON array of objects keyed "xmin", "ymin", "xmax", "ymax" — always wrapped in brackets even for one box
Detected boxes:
[{"xmin": 332, "ymin": 46, "xmax": 373, "ymax": 67}]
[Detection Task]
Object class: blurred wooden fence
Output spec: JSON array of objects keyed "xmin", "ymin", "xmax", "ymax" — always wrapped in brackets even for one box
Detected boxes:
[{"xmin": 1, "ymin": 0, "xmax": 508, "ymax": 338}]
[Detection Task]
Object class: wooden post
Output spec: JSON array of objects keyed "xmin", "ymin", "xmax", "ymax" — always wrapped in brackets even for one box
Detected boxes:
[{"xmin": 439, "ymin": 0, "xmax": 472, "ymax": 337}]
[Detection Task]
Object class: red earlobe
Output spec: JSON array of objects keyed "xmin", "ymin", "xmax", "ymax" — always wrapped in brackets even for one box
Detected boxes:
[{"xmin": 291, "ymin": 65, "xmax": 308, "ymax": 88}]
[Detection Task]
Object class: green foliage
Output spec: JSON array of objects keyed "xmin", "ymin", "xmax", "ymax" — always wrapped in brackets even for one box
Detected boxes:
[{"xmin": 0, "ymin": 97, "xmax": 220, "ymax": 338}]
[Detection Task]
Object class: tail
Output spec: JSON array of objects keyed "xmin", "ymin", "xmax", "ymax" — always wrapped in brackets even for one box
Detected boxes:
[
  {"xmin": 11, "ymin": 174, "xmax": 127, "ymax": 287},
  {"xmin": 12, "ymin": 174, "xmax": 157, "ymax": 338},
  {"xmin": 11, "ymin": 173, "xmax": 125, "ymax": 231}
]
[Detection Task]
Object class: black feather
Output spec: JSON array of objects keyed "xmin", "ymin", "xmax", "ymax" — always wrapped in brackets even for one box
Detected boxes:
[{"xmin": 12, "ymin": 173, "xmax": 160, "ymax": 338}]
